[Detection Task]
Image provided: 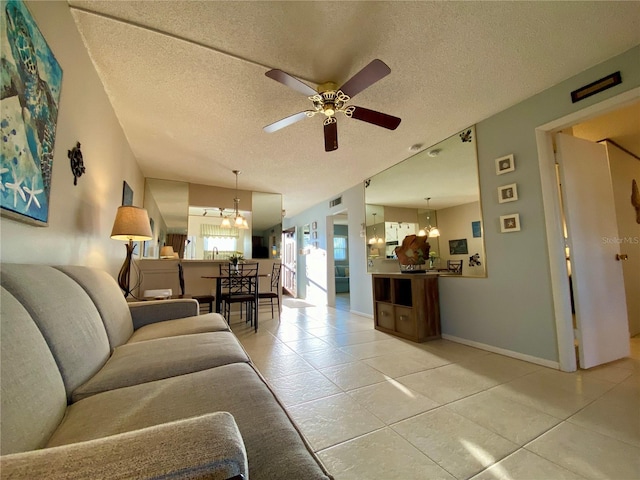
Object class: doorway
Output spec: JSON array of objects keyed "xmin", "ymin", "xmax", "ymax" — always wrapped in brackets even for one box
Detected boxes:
[
  {"xmin": 537, "ymin": 88, "xmax": 640, "ymax": 371},
  {"xmin": 333, "ymin": 213, "xmax": 350, "ymax": 312},
  {"xmin": 566, "ymin": 104, "xmax": 640, "ymax": 340}
]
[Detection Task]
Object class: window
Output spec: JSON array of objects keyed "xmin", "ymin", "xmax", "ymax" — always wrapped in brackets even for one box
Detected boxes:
[
  {"xmin": 204, "ymin": 236, "xmax": 237, "ymax": 253},
  {"xmin": 334, "ymin": 236, "xmax": 348, "ymax": 261},
  {"xmin": 200, "ymin": 224, "xmax": 239, "ymax": 258}
]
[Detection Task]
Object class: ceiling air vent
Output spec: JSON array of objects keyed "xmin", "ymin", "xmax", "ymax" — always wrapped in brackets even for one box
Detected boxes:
[{"xmin": 329, "ymin": 196, "xmax": 343, "ymax": 208}]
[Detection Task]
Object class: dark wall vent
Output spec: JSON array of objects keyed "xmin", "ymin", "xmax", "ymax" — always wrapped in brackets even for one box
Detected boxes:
[{"xmin": 329, "ymin": 196, "xmax": 342, "ymax": 208}]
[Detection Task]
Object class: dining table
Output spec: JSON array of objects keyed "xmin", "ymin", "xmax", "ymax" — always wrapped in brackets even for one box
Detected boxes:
[{"xmin": 201, "ymin": 272, "xmax": 271, "ymax": 314}]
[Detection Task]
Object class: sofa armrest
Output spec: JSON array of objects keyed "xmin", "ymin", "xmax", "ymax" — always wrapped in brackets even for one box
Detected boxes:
[
  {"xmin": 129, "ymin": 298, "xmax": 199, "ymax": 329},
  {"xmin": 1, "ymin": 412, "xmax": 247, "ymax": 480}
]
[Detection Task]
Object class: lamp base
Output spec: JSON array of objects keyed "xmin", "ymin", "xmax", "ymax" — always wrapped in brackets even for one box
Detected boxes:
[{"xmin": 117, "ymin": 241, "xmax": 135, "ymax": 298}]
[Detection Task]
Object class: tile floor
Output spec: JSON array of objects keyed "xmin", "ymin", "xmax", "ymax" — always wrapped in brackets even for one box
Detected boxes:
[{"xmin": 233, "ymin": 303, "xmax": 639, "ymax": 480}]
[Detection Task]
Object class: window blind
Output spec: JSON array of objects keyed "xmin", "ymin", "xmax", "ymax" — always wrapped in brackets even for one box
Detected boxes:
[{"xmin": 200, "ymin": 224, "xmax": 239, "ymax": 237}]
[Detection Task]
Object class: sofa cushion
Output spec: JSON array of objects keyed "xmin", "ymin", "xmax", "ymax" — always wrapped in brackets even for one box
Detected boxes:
[
  {"xmin": 71, "ymin": 332, "xmax": 249, "ymax": 402},
  {"xmin": 127, "ymin": 313, "xmax": 229, "ymax": 343},
  {"xmin": 55, "ymin": 265, "xmax": 133, "ymax": 349},
  {"xmin": 0, "ymin": 288, "xmax": 67, "ymax": 454},
  {"xmin": 49, "ymin": 363, "xmax": 331, "ymax": 480},
  {"xmin": 1, "ymin": 413, "xmax": 247, "ymax": 480},
  {"xmin": 129, "ymin": 299, "xmax": 199, "ymax": 330},
  {"xmin": 0, "ymin": 264, "xmax": 110, "ymax": 400}
]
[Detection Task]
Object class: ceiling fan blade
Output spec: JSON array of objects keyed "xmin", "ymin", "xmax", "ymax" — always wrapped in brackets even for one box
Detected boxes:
[
  {"xmin": 338, "ymin": 59, "xmax": 391, "ymax": 99},
  {"xmin": 263, "ymin": 111, "xmax": 309, "ymax": 133},
  {"xmin": 350, "ymin": 106, "xmax": 401, "ymax": 130},
  {"xmin": 324, "ymin": 121, "xmax": 338, "ymax": 152},
  {"xmin": 265, "ymin": 69, "xmax": 318, "ymax": 96}
]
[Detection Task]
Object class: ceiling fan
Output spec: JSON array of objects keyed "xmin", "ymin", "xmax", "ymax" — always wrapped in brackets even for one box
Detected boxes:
[{"xmin": 263, "ymin": 59, "xmax": 401, "ymax": 152}]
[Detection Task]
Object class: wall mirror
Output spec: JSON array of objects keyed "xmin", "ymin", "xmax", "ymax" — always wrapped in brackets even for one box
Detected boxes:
[
  {"xmin": 143, "ymin": 178, "xmax": 282, "ymax": 260},
  {"xmin": 364, "ymin": 126, "xmax": 486, "ymax": 277}
]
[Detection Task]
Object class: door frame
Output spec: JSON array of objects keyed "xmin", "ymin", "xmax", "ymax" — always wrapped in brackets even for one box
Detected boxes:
[{"xmin": 536, "ymin": 87, "xmax": 640, "ymax": 372}]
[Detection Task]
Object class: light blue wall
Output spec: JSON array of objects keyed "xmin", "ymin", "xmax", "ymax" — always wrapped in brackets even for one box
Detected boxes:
[
  {"xmin": 286, "ymin": 45, "xmax": 639, "ymax": 363},
  {"xmin": 439, "ymin": 45, "xmax": 640, "ymax": 362}
]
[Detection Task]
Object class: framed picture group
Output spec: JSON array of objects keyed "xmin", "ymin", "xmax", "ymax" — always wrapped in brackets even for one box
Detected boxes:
[{"xmin": 495, "ymin": 154, "xmax": 520, "ymax": 233}]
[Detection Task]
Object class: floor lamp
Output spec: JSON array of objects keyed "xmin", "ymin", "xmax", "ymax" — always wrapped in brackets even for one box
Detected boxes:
[{"xmin": 111, "ymin": 206, "xmax": 153, "ymax": 298}]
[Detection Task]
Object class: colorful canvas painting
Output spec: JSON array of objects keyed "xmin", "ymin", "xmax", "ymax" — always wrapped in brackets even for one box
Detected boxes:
[{"xmin": 1, "ymin": 0, "xmax": 62, "ymax": 225}]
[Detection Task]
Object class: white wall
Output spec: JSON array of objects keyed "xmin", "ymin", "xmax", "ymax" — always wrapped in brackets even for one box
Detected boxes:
[
  {"xmin": 1, "ymin": 1, "xmax": 144, "ymax": 278},
  {"xmin": 606, "ymin": 141, "xmax": 640, "ymax": 336}
]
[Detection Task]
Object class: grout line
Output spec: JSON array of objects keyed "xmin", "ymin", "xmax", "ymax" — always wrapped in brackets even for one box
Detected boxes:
[{"xmin": 242, "ymin": 306, "xmax": 640, "ymax": 478}]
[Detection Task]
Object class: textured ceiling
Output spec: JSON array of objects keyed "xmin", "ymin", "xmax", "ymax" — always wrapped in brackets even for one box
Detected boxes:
[{"xmin": 68, "ymin": 1, "xmax": 640, "ymax": 216}]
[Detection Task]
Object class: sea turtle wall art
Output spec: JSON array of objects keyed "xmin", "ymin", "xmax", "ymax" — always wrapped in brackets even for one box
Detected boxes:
[{"xmin": 1, "ymin": 0, "xmax": 62, "ymax": 226}]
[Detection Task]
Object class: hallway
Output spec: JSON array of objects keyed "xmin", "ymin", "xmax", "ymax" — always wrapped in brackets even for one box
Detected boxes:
[{"xmin": 335, "ymin": 292, "xmax": 350, "ymax": 312}]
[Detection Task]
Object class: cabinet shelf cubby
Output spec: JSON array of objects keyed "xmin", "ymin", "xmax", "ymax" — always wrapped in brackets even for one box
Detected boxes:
[{"xmin": 372, "ymin": 273, "xmax": 441, "ymax": 342}]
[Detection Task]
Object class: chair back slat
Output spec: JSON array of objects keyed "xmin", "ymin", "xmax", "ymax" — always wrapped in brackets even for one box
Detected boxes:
[
  {"xmin": 219, "ymin": 262, "xmax": 260, "ymax": 330},
  {"xmin": 270, "ymin": 262, "xmax": 282, "ymax": 291},
  {"xmin": 219, "ymin": 263, "xmax": 259, "ymax": 295},
  {"xmin": 447, "ymin": 260, "xmax": 463, "ymax": 273}
]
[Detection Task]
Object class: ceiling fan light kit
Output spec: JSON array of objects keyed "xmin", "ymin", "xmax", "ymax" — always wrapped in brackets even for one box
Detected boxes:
[{"xmin": 264, "ymin": 59, "xmax": 401, "ymax": 152}]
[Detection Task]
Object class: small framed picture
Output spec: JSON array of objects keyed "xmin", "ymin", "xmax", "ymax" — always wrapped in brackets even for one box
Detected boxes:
[
  {"xmin": 312, "ymin": 231, "xmax": 317, "ymax": 239},
  {"xmin": 311, "ymin": 221, "xmax": 317, "ymax": 230},
  {"xmin": 122, "ymin": 181, "xmax": 134, "ymax": 206},
  {"xmin": 498, "ymin": 183, "xmax": 518, "ymax": 203},
  {"xmin": 471, "ymin": 221, "xmax": 482, "ymax": 238},
  {"xmin": 500, "ymin": 213, "xmax": 521, "ymax": 233},
  {"xmin": 449, "ymin": 238, "xmax": 468, "ymax": 255},
  {"xmin": 495, "ymin": 154, "xmax": 515, "ymax": 175}
]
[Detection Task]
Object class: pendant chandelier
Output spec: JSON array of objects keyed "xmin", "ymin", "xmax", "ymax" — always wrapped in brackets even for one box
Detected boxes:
[
  {"xmin": 219, "ymin": 207, "xmax": 231, "ymax": 228},
  {"xmin": 418, "ymin": 197, "xmax": 440, "ymax": 237},
  {"xmin": 221, "ymin": 170, "xmax": 248, "ymax": 229},
  {"xmin": 368, "ymin": 212, "xmax": 384, "ymax": 244}
]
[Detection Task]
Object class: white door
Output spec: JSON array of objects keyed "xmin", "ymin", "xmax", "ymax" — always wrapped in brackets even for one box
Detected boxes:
[
  {"xmin": 282, "ymin": 228, "xmax": 296, "ymax": 297},
  {"xmin": 556, "ymin": 133, "xmax": 630, "ymax": 368}
]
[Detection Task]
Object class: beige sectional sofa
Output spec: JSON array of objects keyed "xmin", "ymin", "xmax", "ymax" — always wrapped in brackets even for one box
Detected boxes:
[{"xmin": 0, "ymin": 264, "xmax": 332, "ymax": 480}]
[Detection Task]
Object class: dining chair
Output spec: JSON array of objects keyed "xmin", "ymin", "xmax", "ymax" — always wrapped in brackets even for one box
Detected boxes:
[
  {"xmin": 177, "ymin": 263, "xmax": 215, "ymax": 314},
  {"xmin": 447, "ymin": 260, "xmax": 463, "ymax": 273},
  {"xmin": 219, "ymin": 262, "xmax": 259, "ymax": 331},
  {"xmin": 259, "ymin": 262, "xmax": 282, "ymax": 319}
]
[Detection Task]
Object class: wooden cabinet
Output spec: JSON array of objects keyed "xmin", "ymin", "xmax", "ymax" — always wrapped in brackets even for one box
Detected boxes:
[{"xmin": 372, "ymin": 273, "xmax": 441, "ymax": 342}]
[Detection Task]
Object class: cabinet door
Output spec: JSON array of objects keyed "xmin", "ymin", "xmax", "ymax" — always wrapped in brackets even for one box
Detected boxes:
[
  {"xmin": 376, "ymin": 303, "xmax": 395, "ymax": 330},
  {"xmin": 395, "ymin": 306, "xmax": 415, "ymax": 336}
]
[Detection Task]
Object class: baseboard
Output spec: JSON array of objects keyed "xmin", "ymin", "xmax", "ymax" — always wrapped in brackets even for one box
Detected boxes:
[
  {"xmin": 350, "ymin": 310, "xmax": 373, "ymax": 319},
  {"xmin": 442, "ymin": 334, "xmax": 560, "ymax": 369}
]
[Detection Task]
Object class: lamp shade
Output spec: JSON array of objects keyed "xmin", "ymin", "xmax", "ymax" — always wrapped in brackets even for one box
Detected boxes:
[
  {"xmin": 160, "ymin": 246, "xmax": 175, "ymax": 258},
  {"xmin": 111, "ymin": 206, "xmax": 153, "ymax": 241}
]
